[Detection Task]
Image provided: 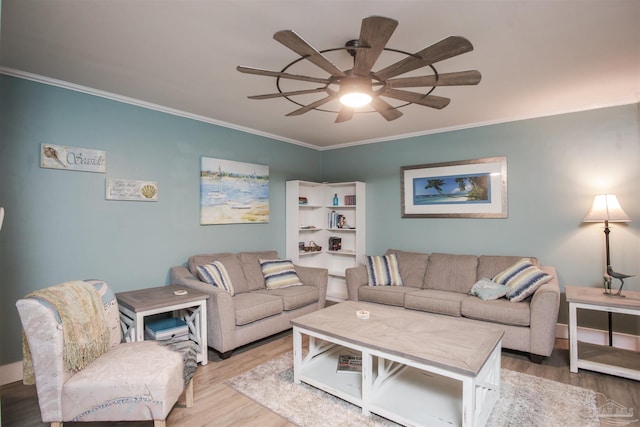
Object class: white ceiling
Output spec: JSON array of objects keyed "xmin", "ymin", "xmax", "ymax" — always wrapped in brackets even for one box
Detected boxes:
[{"xmin": 1, "ymin": 1, "xmax": 639, "ymax": 150}]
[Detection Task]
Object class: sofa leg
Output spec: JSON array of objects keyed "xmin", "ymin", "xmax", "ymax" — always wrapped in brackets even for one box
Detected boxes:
[
  {"xmin": 154, "ymin": 420, "xmax": 166, "ymax": 427},
  {"xmin": 219, "ymin": 350, "xmax": 233, "ymax": 360},
  {"xmin": 529, "ymin": 353, "xmax": 546, "ymax": 364}
]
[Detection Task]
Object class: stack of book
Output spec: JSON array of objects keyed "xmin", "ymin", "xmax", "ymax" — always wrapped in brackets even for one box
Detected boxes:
[{"xmin": 328, "ymin": 211, "xmax": 344, "ymax": 229}]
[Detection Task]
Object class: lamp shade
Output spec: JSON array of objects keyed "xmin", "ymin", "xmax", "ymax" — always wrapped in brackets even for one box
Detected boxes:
[{"xmin": 583, "ymin": 194, "xmax": 631, "ymax": 223}]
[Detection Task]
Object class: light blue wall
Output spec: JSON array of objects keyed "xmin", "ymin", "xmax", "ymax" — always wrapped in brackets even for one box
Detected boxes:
[
  {"xmin": 0, "ymin": 75, "xmax": 323, "ymax": 364},
  {"xmin": 1, "ymin": 74, "xmax": 639, "ymax": 367},
  {"xmin": 323, "ymin": 104, "xmax": 640, "ymax": 331}
]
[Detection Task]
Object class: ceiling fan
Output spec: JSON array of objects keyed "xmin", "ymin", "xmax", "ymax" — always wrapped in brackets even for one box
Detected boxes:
[{"xmin": 237, "ymin": 16, "xmax": 481, "ymax": 123}]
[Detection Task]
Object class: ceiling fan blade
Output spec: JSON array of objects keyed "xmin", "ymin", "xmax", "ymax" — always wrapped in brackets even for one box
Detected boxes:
[
  {"xmin": 274, "ymin": 30, "xmax": 345, "ymax": 78},
  {"xmin": 248, "ymin": 88, "xmax": 328, "ymax": 100},
  {"xmin": 381, "ymin": 88, "xmax": 450, "ymax": 109},
  {"xmin": 286, "ymin": 91, "xmax": 338, "ymax": 116},
  {"xmin": 237, "ymin": 66, "xmax": 331, "ymax": 84},
  {"xmin": 369, "ymin": 97, "xmax": 403, "ymax": 121},
  {"xmin": 386, "ymin": 70, "xmax": 482, "ymax": 88},
  {"xmin": 335, "ymin": 106, "xmax": 354, "ymax": 123},
  {"xmin": 353, "ymin": 16, "xmax": 398, "ymax": 77},
  {"xmin": 375, "ymin": 36, "xmax": 474, "ymax": 81}
]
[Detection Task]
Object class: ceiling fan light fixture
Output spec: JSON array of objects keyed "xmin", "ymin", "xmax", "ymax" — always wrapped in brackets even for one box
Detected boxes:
[
  {"xmin": 338, "ymin": 75, "xmax": 373, "ymax": 108},
  {"xmin": 339, "ymin": 91, "xmax": 372, "ymax": 108}
]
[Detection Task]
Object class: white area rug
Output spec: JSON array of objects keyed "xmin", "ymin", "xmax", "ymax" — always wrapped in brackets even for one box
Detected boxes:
[{"xmin": 226, "ymin": 353, "xmax": 600, "ymax": 427}]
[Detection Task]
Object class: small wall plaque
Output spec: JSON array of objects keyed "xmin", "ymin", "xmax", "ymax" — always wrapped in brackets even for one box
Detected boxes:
[
  {"xmin": 106, "ymin": 178, "xmax": 158, "ymax": 201},
  {"xmin": 40, "ymin": 144, "xmax": 106, "ymax": 173}
]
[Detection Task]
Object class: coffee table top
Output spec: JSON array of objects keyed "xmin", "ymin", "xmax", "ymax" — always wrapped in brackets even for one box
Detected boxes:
[
  {"xmin": 292, "ymin": 301, "xmax": 503, "ymax": 376},
  {"xmin": 116, "ymin": 285, "xmax": 209, "ymax": 312}
]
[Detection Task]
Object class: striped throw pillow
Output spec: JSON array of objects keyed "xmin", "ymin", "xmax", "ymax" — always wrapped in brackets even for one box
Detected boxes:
[
  {"xmin": 492, "ymin": 258, "xmax": 552, "ymax": 302},
  {"xmin": 366, "ymin": 254, "xmax": 403, "ymax": 286},
  {"xmin": 196, "ymin": 261, "xmax": 235, "ymax": 296},
  {"xmin": 259, "ymin": 258, "xmax": 302, "ymax": 289}
]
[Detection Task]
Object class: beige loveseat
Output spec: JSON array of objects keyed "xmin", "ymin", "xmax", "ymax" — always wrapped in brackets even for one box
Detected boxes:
[
  {"xmin": 346, "ymin": 250, "xmax": 560, "ymax": 362},
  {"xmin": 170, "ymin": 251, "xmax": 328, "ymax": 358}
]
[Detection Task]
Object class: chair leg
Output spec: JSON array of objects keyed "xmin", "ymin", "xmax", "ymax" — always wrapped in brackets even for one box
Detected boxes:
[
  {"xmin": 153, "ymin": 420, "xmax": 166, "ymax": 427},
  {"xmin": 185, "ymin": 378, "xmax": 194, "ymax": 408}
]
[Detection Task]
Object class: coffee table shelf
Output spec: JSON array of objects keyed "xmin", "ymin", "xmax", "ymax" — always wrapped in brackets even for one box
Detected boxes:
[{"xmin": 297, "ymin": 344, "xmax": 362, "ymax": 404}]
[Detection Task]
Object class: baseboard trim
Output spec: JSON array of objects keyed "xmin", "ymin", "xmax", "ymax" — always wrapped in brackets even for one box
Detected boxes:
[
  {"xmin": 2, "ymin": 324, "xmax": 637, "ymax": 386},
  {"xmin": 0, "ymin": 361, "xmax": 23, "ymax": 387}
]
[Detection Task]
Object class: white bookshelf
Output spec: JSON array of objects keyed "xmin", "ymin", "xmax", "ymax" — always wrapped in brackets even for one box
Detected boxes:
[{"xmin": 286, "ymin": 180, "xmax": 366, "ymax": 301}]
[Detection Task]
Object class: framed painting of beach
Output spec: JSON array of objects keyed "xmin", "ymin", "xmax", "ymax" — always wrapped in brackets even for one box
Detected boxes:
[
  {"xmin": 200, "ymin": 157, "xmax": 269, "ymax": 225},
  {"xmin": 401, "ymin": 157, "xmax": 507, "ymax": 218}
]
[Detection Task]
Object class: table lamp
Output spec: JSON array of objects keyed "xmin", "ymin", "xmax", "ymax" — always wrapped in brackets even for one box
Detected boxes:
[{"xmin": 583, "ymin": 194, "xmax": 633, "ymax": 296}]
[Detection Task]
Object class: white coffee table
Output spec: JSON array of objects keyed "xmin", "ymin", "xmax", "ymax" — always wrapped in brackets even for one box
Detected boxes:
[{"xmin": 291, "ymin": 301, "xmax": 503, "ymax": 427}]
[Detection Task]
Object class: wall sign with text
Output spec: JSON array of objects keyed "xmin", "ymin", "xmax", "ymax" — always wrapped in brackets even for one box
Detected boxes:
[
  {"xmin": 106, "ymin": 178, "xmax": 158, "ymax": 202},
  {"xmin": 40, "ymin": 144, "xmax": 107, "ymax": 173}
]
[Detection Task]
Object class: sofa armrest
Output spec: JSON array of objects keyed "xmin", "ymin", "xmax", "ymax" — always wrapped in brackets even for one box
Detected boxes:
[
  {"xmin": 529, "ymin": 265, "xmax": 561, "ymax": 357},
  {"xmin": 346, "ymin": 265, "xmax": 368, "ymax": 301},
  {"xmin": 169, "ymin": 266, "xmax": 236, "ymax": 353},
  {"xmin": 294, "ymin": 265, "xmax": 328, "ymax": 309}
]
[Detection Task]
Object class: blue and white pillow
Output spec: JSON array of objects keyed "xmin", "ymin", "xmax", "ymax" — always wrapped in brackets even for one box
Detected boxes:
[
  {"xmin": 259, "ymin": 258, "xmax": 303, "ymax": 289},
  {"xmin": 366, "ymin": 253, "xmax": 403, "ymax": 286},
  {"xmin": 196, "ymin": 260, "xmax": 235, "ymax": 296},
  {"xmin": 492, "ymin": 258, "xmax": 552, "ymax": 302},
  {"xmin": 469, "ymin": 278, "xmax": 508, "ymax": 300}
]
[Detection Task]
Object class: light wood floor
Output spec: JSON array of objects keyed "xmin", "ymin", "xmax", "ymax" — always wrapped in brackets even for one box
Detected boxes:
[{"xmin": 1, "ymin": 332, "xmax": 638, "ymax": 427}]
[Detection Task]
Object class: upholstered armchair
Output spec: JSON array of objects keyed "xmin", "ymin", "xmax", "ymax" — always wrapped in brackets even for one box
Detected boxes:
[{"xmin": 16, "ymin": 280, "xmax": 194, "ymax": 427}]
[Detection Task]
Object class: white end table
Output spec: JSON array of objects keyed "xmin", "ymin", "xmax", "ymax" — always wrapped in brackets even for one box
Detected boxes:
[
  {"xmin": 116, "ymin": 285, "xmax": 209, "ymax": 365},
  {"xmin": 566, "ymin": 285, "xmax": 640, "ymax": 380}
]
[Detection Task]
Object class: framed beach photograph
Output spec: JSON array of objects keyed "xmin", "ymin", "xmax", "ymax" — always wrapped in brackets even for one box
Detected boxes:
[
  {"xmin": 200, "ymin": 157, "xmax": 269, "ymax": 225},
  {"xmin": 401, "ymin": 157, "xmax": 507, "ymax": 218}
]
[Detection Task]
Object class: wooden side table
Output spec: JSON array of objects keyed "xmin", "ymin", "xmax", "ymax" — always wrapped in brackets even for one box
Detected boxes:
[
  {"xmin": 566, "ymin": 285, "xmax": 640, "ymax": 380},
  {"xmin": 116, "ymin": 285, "xmax": 209, "ymax": 365}
]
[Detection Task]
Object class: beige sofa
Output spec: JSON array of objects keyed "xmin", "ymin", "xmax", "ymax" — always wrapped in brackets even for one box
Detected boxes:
[
  {"xmin": 346, "ymin": 250, "xmax": 560, "ymax": 362},
  {"xmin": 170, "ymin": 251, "xmax": 328, "ymax": 358}
]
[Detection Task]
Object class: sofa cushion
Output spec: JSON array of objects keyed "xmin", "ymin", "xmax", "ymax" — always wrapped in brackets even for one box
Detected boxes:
[
  {"xmin": 365, "ymin": 254, "xmax": 403, "ymax": 286},
  {"xmin": 469, "ymin": 278, "xmax": 507, "ymax": 301},
  {"xmin": 239, "ymin": 251, "xmax": 279, "ymax": 291},
  {"xmin": 254, "ymin": 285, "xmax": 318, "ymax": 311},
  {"xmin": 404, "ymin": 289, "xmax": 468, "ymax": 316},
  {"xmin": 477, "ymin": 255, "xmax": 539, "ymax": 281},
  {"xmin": 259, "ymin": 258, "xmax": 303, "ymax": 289},
  {"xmin": 492, "ymin": 258, "xmax": 552, "ymax": 302},
  {"xmin": 461, "ymin": 297, "xmax": 531, "ymax": 326},
  {"xmin": 358, "ymin": 285, "xmax": 421, "ymax": 307},
  {"xmin": 196, "ymin": 261, "xmax": 236, "ymax": 296},
  {"xmin": 423, "ymin": 253, "xmax": 478, "ymax": 294},
  {"xmin": 232, "ymin": 292, "xmax": 283, "ymax": 326},
  {"xmin": 385, "ymin": 249, "xmax": 429, "ymax": 287}
]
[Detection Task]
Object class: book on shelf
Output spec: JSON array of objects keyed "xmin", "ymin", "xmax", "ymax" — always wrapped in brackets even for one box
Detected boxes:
[
  {"xmin": 344, "ymin": 194, "xmax": 356, "ymax": 206},
  {"xmin": 337, "ymin": 354, "xmax": 362, "ymax": 373},
  {"xmin": 328, "ymin": 211, "xmax": 349, "ymax": 229},
  {"xmin": 329, "ymin": 236, "xmax": 342, "ymax": 251}
]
